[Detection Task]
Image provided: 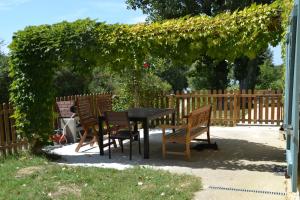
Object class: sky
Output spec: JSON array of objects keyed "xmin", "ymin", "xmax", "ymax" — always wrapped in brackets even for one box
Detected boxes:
[
  {"xmin": 0, "ymin": 0, "xmax": 283, "ymax": 65},
  {"xmin": 0, "ymin": 0, "xmax": 147, "ymax": 50}
]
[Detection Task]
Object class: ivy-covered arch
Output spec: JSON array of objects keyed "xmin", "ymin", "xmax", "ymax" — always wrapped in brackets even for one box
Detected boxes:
[{"xmin": 9, "ymin": 2, "xmax": 283, "ymax": 142}]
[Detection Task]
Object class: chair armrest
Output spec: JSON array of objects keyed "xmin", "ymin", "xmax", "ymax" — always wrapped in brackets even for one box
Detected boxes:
[{"xmin": 107, "ymin": 125, "xmax": 120, "ymax": 132}]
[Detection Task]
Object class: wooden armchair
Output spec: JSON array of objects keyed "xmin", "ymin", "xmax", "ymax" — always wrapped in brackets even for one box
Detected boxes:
[
  {"xmin": 104, "ymin": 111, "xmax": 141, "ymax": 160},
  {"xmin": 95, "ymin": 94, "xmax": 112, "ymax": 116},
  {"xmin": 75, "ymin": 97, "xmax": 99, "ymax": 152},
  {"xmin": 95, "ymin": 94, "xmax": 118, "ymax": 149},
  {"xmin": 161, "ymin": 105, "xmax": 212, "ymax": 160}
]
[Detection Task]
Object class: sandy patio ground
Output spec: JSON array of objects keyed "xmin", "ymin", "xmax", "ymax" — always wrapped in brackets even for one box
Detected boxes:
[{"xmin": 50, "ymin": 126, "xmax": 293, "ymax": 200}]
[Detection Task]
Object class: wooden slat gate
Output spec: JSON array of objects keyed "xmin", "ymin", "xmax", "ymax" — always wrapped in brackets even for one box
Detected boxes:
[{"xmin": 0, "ymin": 103, "xmax": 28, "ymax": 156}]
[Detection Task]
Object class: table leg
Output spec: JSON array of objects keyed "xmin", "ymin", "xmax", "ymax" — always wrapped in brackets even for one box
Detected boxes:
[
  {"xmin": 134, "ymin": 121, "xmax": 138, "ymax": 141},
  {"xmin": 98, "ymin": 117, "xmax": 104, "ymax": 156},
  {"xmin": 143, "ymin": 119, "xmax": 149, "ymax": 159}
]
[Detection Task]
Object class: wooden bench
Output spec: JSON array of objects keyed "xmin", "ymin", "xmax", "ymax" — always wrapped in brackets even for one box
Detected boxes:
[{"xmin": 161, "ymin": 105, "xmax": 212, "ymax": 160}]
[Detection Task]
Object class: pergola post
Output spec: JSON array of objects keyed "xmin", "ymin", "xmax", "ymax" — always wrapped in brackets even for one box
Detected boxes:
[{"xmin": 285, "ymin": 0, "xmax": 300, "ymax": 193}]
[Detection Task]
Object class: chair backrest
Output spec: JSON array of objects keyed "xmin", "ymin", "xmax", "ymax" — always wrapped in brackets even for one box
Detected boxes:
[
  {"xmin": 76, "ymin": 97, "xmax": 97, "ymax": 126},
  {"xmin": 104, "ymin": 111, "xmax": 130, "ymax": 130},
  {"xmin": 188, "ymin": 105, "xmax": 212, "ymax": 130},
  {"xmin": 96, "ymin": 95, "xmax": 112, "ymax": 116},
  {"xmin": 56, "ymin": 100, "xmax": 75, "ymax": 118}
]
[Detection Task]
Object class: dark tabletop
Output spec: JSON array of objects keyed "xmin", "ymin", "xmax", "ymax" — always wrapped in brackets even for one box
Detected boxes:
[{"xmin": 127, "ymin": 108, "xmax": 175, "ymax": 121}]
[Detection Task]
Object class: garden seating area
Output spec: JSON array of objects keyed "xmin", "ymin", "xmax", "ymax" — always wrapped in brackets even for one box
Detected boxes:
[
  {"xmin": 42, "ymin": 93, "xmax": 291, "ymax": 199},
  {"xmin": 56, "ymin": 98, "xmax": 211, "ymax": 162},
  {"xmin": 1, "ymin": 0, "xmax": 298, "ymax": 198},
  {"xmin": 50, "ymin": 91, "xmax": 284, "ymax": 159}
]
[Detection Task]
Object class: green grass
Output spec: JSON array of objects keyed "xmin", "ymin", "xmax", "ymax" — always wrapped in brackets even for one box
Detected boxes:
[{"xmin": 0, "ymin": 153, "xmax": 202, "ymax": 200}]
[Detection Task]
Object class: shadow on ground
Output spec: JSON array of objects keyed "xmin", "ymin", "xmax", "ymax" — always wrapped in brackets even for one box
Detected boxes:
[{"xmin": 53, "ymin": 130, "xmax": 285, "ymax": 173}]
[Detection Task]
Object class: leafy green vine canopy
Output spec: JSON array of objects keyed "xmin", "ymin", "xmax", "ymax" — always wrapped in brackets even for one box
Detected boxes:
[{"xmin": 9, "ymin": 1, "xmax": 284, "ymax": 140}]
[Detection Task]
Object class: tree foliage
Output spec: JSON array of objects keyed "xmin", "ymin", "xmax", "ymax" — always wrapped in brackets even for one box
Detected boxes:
[
  {"xmin": 88, "ymin": 67, "xmax": 118, "ymax": 94},
  {"xmin": 146, "ymin": 58, "xmax": 188, "ymax": 91},
  {"xmin": 255, "ymin": 51, "xmax": 283, "ymax": 90},
  {"xmin": 126, "ymin": 0, "xmax": 275, "ymax": 21},
  {"xmin": 0, "ymin": 41, "xmax": 10, "ymax": 103},
  {"xmin": 188, "ymin": 57, "xmax": 229, "ymax": 90},
  {"xmin": 233, "ymin": 56, "xmax": 262, "ymax": 90},
  {"xmin": 53, "ymin": 68, "xmax": 90, "ymax": 97},
  {"xmin": 158, "ymin": 65, "xmax": 188, "ymax": 92},
  {"xmin": 9, "ymin": 2, "xmax": 283, "ymax": 142}
]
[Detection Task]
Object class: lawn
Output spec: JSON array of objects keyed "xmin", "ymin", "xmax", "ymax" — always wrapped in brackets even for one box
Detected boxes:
[{"xmin": 0, "ymin": 153, "xmax": 202, "ymax": 200}]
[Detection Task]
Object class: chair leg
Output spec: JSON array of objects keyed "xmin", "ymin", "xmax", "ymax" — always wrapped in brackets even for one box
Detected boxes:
[
  {"xmin": 90, "ymin": 136, "xmax": 96, "ymax": 147},
  {"xmin": 138, "ymin": 134, "xmax": 141, "ymax": 154},
  {"xmin": 207, "ymin": 127, "xmax": 211, "ymax": 144},
  {"xmin": 90, "ymin": 127, "xmax": 98, "ymax": 147},
  {"xmin": 119, "ymin": 139, "xmax": 124, "ymax": 153},
  {"xmin": 94, "ymin": 133, "xmax": 99, "ymax": 146},
  {"xmin": 109, "ymin": 136, "xmax": 111, "ymax": 159},
  {"xmin": 75, "ymin": 130, "xmax": 88, "ymax": 152},
  {"xmin": 162, "ymin": 136, "xmax": 166, "ymax": 159},
  {"xmin": 113, "ymin": 139, "xmax": 118, "ymax": 148},
  {"xmin": 185, "ymin": 142, "xmax": 191, "ymax": 161},
  {"xmin": 129, "ymin": 138, "xmax": 132, "ymax": 160}
]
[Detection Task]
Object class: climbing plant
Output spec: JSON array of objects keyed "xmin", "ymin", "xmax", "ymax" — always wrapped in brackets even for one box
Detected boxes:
[{"xmin": 9, "ymin": 1, "xmax": 283, "ymax": 143}]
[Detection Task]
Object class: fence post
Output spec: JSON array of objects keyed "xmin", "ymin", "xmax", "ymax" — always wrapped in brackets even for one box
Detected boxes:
[
  {"xmin": 212, "ymin": 90, "xmax": 217, "ymax": 125},
  {"xmin": 3, "ymin": 103, "xmax": 12, "ymax": 155},
  {"xmin": 8, "ymin": 104, "xmax": 17, "ymax": 153},
  {"xmin": 233, "ymin": 93, "xmax": 238, "ymax": 126},
  {"xmin": 175, "ymin": 91, "xmax": 179, "ymax": 124}
]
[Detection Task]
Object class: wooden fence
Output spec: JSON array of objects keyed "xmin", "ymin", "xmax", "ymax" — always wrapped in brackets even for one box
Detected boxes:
[
  {"xmin": 0, "ymin": 103, "xmax": 28, "ymax": 156},
  {"xmin": 144, "ymin": 90, "xmax": 283, "ymax": 126},
  {"xmin": 0, "ymin": 90, "xmax": 282, "ymax": 156},
  {"xmin": 56, "ymin": 90, "xmax": 283, "ymax": 127}
]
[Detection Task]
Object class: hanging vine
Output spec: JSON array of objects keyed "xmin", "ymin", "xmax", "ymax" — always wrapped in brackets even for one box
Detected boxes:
[{"xmin": 9, "ymin": 1, "xmax": 284, "ymax": 142}]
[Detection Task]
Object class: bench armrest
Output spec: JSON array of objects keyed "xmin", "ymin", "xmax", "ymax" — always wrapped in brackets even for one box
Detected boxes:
[
  {"xmin": 160, "ymin": 124, "xmax": 187, "ymax": 137},
  {"xmin": 160, "ymin": 125, "xmax": 187, "ymax": 130}
]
